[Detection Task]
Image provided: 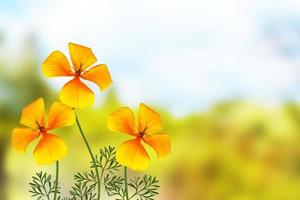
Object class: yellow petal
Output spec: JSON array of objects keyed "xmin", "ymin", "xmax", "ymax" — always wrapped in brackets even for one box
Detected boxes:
[
  {"xmin": 82, "ymin": 64, "xmax": 112, "ymax": 91},
  {"xmin": 138, "ymin": 103, "xmax": 162, "ymax": 135},
  {"xmin": 33, "ymin": 133, "xmax": 67, "ymax": 165},
  {"xmin": 68, "ymin": 42, "xmax": 97, "ymax": 72},
  {"xmin": 144, "ymin": 134, "xmax": 171, "ymax": 158},
  {"xmin": 107, "ymin": 107, "xmax": 138, "ymax": 136},
  {"xmin": 60, "ymin": 77, "xmax": 94, "ymax": 108},
  {"xmin": 116, "ymin": 138, "xmax": 150, "ymax": 171},
  {"xmin": 47, "ymin": 102, "xmax": 75, "ymax": 130},
  {"xmin": 12, "ymin": 128, "xmax": 39, "ymax": 153},
  {"xmin": 20, "ymin": 98, "xmax": 46, "ymax": 129},
  {"xmin": 42, "ymin": 50, "xmax": 73, "ymax": 77}
]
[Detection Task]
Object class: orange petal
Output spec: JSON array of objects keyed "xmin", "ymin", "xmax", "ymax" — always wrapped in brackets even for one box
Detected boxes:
[
  {"xmin": 107, "ymin": 107, "xmax": 138, "ymax": 136},
  {"xmin": 20, "ymin": 98, "xmax": 46, "ymax": 129},
  {"xmin": 82, "ymin": 64, "xmax": 112, "ymax": 91},
  {"xmin": 138, "ymin": 103, "xmax": 162, "ymax": 135},
  {"xmin": 116, "ymin": 138, "xmax": 150, "ymax": 171},
  {"xmin": 47, "ymin": 102, "xmax": 75, "ymax": 130},
  {"xmin": 144, "ymin": 134, "xmax": 171, "ymax": 158},
  {"xmin": 60, "ymin": 77, "xmax": 94, "ymax": 108},
  {"xmin": 42, "ymin": 50, "xmax": 73, "ymax": 77},
  {"xmin": 33, "ymin": 133, "xmax": 67, "ymax": 165},
  {"xmin": 68, "ymin": 42, "xmax": 97, "ymax": 72},
  {"xmin": 12, "ymin": 128, "xmax": 39, "ymax": 153}
]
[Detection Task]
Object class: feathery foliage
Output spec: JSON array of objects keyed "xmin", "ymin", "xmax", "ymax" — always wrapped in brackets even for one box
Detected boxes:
[
  {"xmin": 29, "ymin": 171, "xmax": 60, "ymax": 200},
  {"xmin": 28, "ymin": 146, "xmax": 160, "ymax": 200}
]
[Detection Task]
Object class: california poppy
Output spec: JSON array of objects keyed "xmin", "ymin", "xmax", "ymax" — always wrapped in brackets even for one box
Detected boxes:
[
  {"xmin": 42, "ymin": 42, "xmax": 112, "ymax": 108},
  {"xmin": 107, "ymin": 103, "xmax": 171, "ymax": 171},
  {"xmin": 12, "ymin": 98, "xmax": 75, "ymax": 164}
]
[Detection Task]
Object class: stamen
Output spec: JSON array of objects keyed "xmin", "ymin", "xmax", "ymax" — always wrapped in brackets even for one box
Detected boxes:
[
  {"xmin": 139, "ymin": 127, "xmax": 148, "ymax": 137},
  {"xmin": 36, "ymin": 122, "xmax": 46, "ymax": 133}
]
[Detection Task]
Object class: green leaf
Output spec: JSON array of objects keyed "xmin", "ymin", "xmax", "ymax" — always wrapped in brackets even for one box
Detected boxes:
[
  {"xmin": 68, "ymin": 171, "xmax": 97, "ymax": 200},
  {"xmin": 29, "ymin": 171, "xmax": 60, "ymax": 200},
  {"xmin": 93, "ymin": 146, "xmax": 121, "ymax": 173},
  {"xmin": 128, "ymin": 175, "xmax": 160, "ymax": 200}
]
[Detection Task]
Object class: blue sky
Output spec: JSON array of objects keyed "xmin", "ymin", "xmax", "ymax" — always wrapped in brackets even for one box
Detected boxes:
[{"xmin": 1, "ymin": 0, "xmax": 300, "ymax": 116}]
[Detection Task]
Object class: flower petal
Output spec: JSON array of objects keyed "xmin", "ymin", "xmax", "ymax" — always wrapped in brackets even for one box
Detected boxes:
[
  {"xmin": 144, "ymin": 134, "xmax": 171, "ymax": 158},
  {"xmin": 82, "ymin": 64, "xmax": 112, "ymax": 91},
  {"xmin": 42, "ymin": 50, "xmax": 73, "ymax": 77},
  {"xmin": 107, "ymin": 107, "xmax": 138, "ymax": 136},
  {"xmin": 60, "ymin": 77, "xmax": 94, "ymax": 108},
  {"xmin": 33, "ymin": 133, "xmax": 67, "ymax": 165},
  {"xmin": 12, "ymin": 128, "xmax": 39, "ymax": 153},
  {"xmin": 20, "ymin": 98, "xmax": 46, "ymax": 129},
  {"xmin": 138, "ymin": 103, "xmax": 162, "ymax": 135},
  {"xmin": 116, "ymin": 138, "xmax": 150, "ymax": 171},
  {"xmin": 68, "ymin": 42, "xmax": 97, "ymax": 71},
  {"xmin": 47, "ymin": 102, "xmax": 75, "ymax": 130}
]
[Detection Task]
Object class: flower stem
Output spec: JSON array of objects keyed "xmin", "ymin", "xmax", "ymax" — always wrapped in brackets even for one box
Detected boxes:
[
  {"xmin": 75, "ymin": 111, "xmax": 101, "ymax": 200},
  {"xmin": 99, "ymin": 168, "xmax": 105, "ymax": 196},
  {"xmin": 53, "ymin": 161, "xmax": 59, "ymax": 200},
  {"xmin": 124, "ymin": 167, "xmax": 129, "ymax": 200}
]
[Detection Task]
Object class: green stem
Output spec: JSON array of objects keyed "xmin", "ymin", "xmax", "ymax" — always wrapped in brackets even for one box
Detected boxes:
[
  {"xmin": 44, "ymin": 189, "xmax": 50, "ymax": 200},
  {"xmin": 124, "ymin": 167, "xmax": 129, "ymax": 200},
  {"xmin": 99, "ymin": 169, "xmax": 105, "ymax": 196},
  {"xmin": 98, "ymin": 156, "xmax": 110, "ymax": 198},
  {"xmin": 75, "ymin": 111, "xmax": 101, "ymax": 200},
  {"xmin": 53, "ymin": 161, "xmax": 59, "ymax": 200}
]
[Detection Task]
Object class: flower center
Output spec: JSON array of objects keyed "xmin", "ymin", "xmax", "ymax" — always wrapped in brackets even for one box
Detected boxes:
[
  {"xmin": 39, "ymin": 126, "xmax": 46, "ymax": 132},
  {"xmin": 74, "ymin": 64, "xmax": 83, "ymax": 77},
  {"xmin": 138, "ymin": 127, "xmax": 147, "ymax": 137},
  {"xmin": 75, "ymin": 69, "xmax": 81, "ymax": 77},
  {"xmin": 36, "ymin": 122, "xmax": 46, "ymax": 134}
]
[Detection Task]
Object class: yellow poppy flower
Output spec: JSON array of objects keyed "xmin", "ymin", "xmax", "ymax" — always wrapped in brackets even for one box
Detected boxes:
[
  {"xmin": 12, "ymin": 98, "xmax": 75, "ymax": 164},
  {"xmin": 107, "ymin": 103, "xmax": 171, "ymax": 171},
  {"xmin": 42, "ymin": 42, "xmax": 113, "ymax": 108}
]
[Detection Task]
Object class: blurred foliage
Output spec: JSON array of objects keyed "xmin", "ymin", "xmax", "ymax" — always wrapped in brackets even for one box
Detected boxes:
[
  {"xmin": 0, "ymin": 35, "xmax": 54, "ymax": 200},
  {"xmin": 2, "ymin": 37, "xmax": 300, "ymax": 200},
  {"xmin": 166, "ymin": 102, "xmax": 300, "ymax": 200}
]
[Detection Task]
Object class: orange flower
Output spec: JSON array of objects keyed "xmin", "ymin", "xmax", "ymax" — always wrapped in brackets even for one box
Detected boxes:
[
  {"xmin": 42, "ymin": 42, "xmax": 112, "ymax": 108},
  {"xmin": 107, "ymin": 103, "xmax": 171, "ymax": 171},
  {"xmin": 12, "ymin": 98, "xmax": 75, "ymax": 164}
]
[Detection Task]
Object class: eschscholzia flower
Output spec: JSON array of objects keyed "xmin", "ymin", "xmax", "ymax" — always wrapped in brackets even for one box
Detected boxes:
[
  {"xmin": 107, "ymin": 103, "xmax": 171, "ymax": 171},
  {"xmin": 12, "ymin": 98, "xmax": 75, "ymax": 164},
  {"xmin": 42, "ymin": 42, "xmax": 112, "ymax": 108}
]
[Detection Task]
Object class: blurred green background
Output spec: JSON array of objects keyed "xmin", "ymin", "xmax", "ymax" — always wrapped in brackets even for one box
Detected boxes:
[{"xmin": 2, "ymin": 0, "xmax": 300, "ymax": 200}]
